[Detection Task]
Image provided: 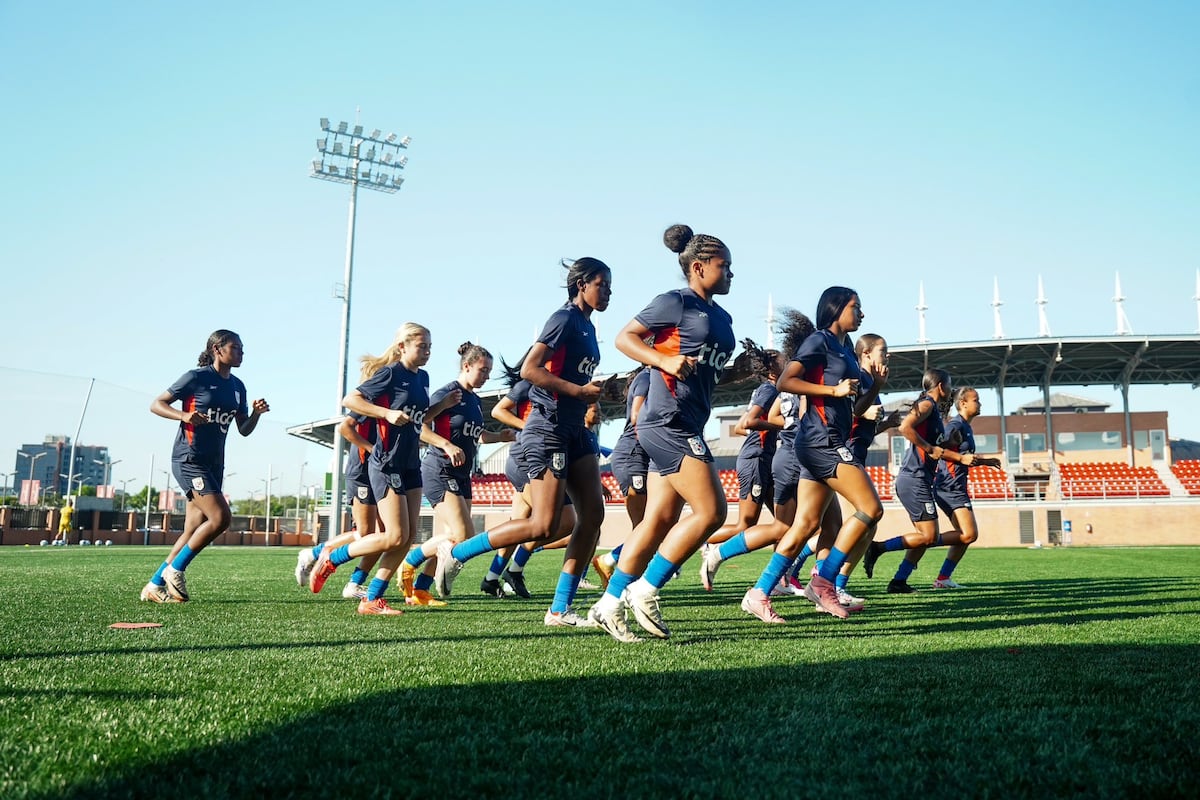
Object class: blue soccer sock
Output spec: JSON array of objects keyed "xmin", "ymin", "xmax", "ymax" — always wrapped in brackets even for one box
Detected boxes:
[
  {"xmin": 754, "ymin": 552, "xmax": 792, "ymax": 594},
  {"xmin": 414, "ymin": 573, "xmax": 434, "ymax": 592},
  {"xmin": 717, "ymin": 532, "xmax": 750, "ymax": 561},
  {"xmin": 151, "ymin": 562, "xmax": 169, "ymax": 587},
  {"xmin": 366, "ymin": 577, "xmax": 389, "ymax": 601},
  {"xmin": 350, "ymin": 566, "xmax": 369, "ymax": 585},
  {"xmin": 486, "ymin": 553, "xmax": 509, "ymax": 579},
  {"xmin": 310, "ymin": 543, "xmax": 323, "ymax": 559},
  {"xmin": 894, "ymin": 560, "xmax": 917, "ymax": 582},
  {"xmin": 509, "ymin": 545, "xmax": 533, "ymax": 573},
  {"xmin": 604, "ymin": 568, "xmax": 638, "ymax": 600},
  {"xmin": 835, "ymin": 573, "xmax": 849, "ymax": 591},
  {"xmin": 643, "ymin": 554, "xmax": 679, "ymax": 590},
  {"xmin": 938, "ymin": 559, "xmax": 958, "ymax": 580},
  {"xmin": 882, "ymin": 536, "xmax": 906, "ymax": 553},
  {"xmin": 550, "ymin": 571, "xmax": 581, "ymax": 614},
  {"xmin": 451, "ymin": 532, "xmax": 494, "ymax": 563},
  {"xmin": 404, "ymin": 547, "xmax": 428, "ymax": 568},
  {"xmin": 818, "ymin": 547, "xmax": 849, "ymax": 582},
  {"xmin": 789, "ymin": 542, "xmax": 815, "ymax": 577},
  {"xmin": 609, "ymin": 544, "xmax": 624, "ymax": 561},
  {"xmin": 169, "ymin": 544, "xmax": 197, "ymax": 572},
  {"xmin": 329, "ymin": 545, "xmax": 353, "ymax": 567}
]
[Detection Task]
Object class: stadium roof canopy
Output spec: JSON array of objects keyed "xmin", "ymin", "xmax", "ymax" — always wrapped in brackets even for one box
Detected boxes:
[{"xmin": 287, "ymin": 334, "xmax": 1200, "ymax": 449}]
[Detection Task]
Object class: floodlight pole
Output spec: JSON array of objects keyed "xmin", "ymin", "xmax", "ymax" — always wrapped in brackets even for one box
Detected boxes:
[{"xmin": 311, "ymin": 117, "xmax": 409, "ymax": 542}]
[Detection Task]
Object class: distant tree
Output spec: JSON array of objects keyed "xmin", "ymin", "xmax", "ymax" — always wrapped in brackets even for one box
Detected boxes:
[{"xmin": 79, "ymin": 485, "xmax": 97, "ymax": 497}]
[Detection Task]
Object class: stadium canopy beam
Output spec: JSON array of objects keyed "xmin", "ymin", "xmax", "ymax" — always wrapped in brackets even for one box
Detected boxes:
[
  {"xmin": 997, "ymin": 343, "xmax": 1012, "ymax": 448},
  {"xmin": 1118, "ymin": 339, "xmax": 1150, "ymax": 465},
  {"xmin": 1041, "ymin": 342, "xmax": 1062, "ymax": 463}
]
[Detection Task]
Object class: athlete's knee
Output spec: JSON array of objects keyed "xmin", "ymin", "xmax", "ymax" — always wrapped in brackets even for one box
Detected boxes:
[
  {"xmin": 959, "ymin": 528, "xmax": 978, "ymax": 546},
  {"xmin": 854, "ymin": 503, "xmax": 884, "ymax": 524}
]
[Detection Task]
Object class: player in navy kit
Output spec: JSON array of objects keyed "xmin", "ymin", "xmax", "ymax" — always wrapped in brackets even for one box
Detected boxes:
[
  {"xmin": 588, "ymin": 224, "xmax": 736, "ymax": 642},
  {"xmin": 139, "ymin": 329, "xmax": 269, "ymax": 603},
  {"xmin": 399, "ymin": 342, "xmax": 516, "ymax": 606},
  {"xmin": 742, "ymin": 288, "xmax": 887, "ymax": 622},
  {"xmin": 591, "ymin": 366, "xmax": 651, "ymax": 589},
  {"xmin": 433, "ymin": 258, "xmax": 612, "ymax": 627},
  {"xmin": 864, "ymin": 381, "xmax": 998, "ymax": 591},
  {"xmin": 309, "ymin": 323, "xmax": 464, "ymax": 615}
]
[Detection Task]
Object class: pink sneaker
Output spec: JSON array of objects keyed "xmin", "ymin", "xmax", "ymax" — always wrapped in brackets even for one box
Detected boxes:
[
  {"xmin": 741, "ymin": 588, "xmax": 786, "ymax": 624},
  {"xmin": 783, "ymin": 575, "xmax": 806, "ymax": 596},
  {"xmin": 804, "ymin": 574, "xmax": 850, "ymax": 619}
]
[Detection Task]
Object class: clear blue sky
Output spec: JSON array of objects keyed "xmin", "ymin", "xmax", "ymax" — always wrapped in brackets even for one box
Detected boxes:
[{"xmin": 2, "ymin": 1, "xmax": 1198, "ymax": 500}]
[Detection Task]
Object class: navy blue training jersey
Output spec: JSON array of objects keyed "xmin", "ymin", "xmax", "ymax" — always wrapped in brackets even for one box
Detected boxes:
[
  {"xmin": 792, "ymin": 329, "xmax": 863, "ymax": 449},
  {"xmin": 427, "ymin": 381, "xmax": 485, "ymax": 466},
  {"xmin": 167, "ymin": 366, "xmax": 248, "ymax": 466},
  {"xmin": 355, "ymin": 364, "xmax": 431, "ymax": 472},
  {"xmin": 737, "ymin": 381, "xmax": 780, "ymax": 461},
  {"xmin": 899, "ymin": 394, "xmax": 945, "ymax": 480},
  {"xmin": 636, "ymin": 288, "xmax": 736, "ymax": 433},
  {"xmin": 935, "ymin": 415, "xmax": 976, "ymax": 494},
  {"xmin": 529, "ymin": 303, "xmax": 601, "ymax": 426},
  {"xmin": 344, "ymin": 413, "xmax": 375, "ymax": 483}
]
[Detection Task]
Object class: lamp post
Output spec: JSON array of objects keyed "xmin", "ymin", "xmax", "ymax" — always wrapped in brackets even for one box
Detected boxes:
[
  {"xmin": 262, "ymin": 465, "xmax": 278, "ymax": 541},
  {"xmin": 311, "ymin": 115, "xmax": 410, "ymax": 542},
  {"xmin": 18, "ymin": 451, "xmax": 46, "ymax": 504},
  {"xmin": 294, "ymin": 461, "xmax": 307, "ymax": 518},
  {"xmin": 95, "ymin": 457, "xmax": 121, "ymax": 493},
  {"xmin": 118, "ymin": 479, "xmax": 132, "ymax": 512},
  {"xmin": 2, "ymin": 471, "xmax": 16, "ymax": 503}
]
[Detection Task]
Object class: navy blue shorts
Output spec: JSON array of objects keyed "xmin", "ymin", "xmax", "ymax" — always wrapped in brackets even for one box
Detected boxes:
[
  {"xmin": 771, "ymin": 445, "xmax": 802, "ymax": 505},
  {"xmin": 519, "ymin": 417, "xmax": 598, "ymax": 481},
  {"xmin": 505, "ymin": 451, "xmax": 527, "ymax": 493},
  {"xmin": 796, "ymin": 441, "xmax": 858, "ymax": 482},
  {"xmin": 610, "ymin": 444, "xmax": 649, "ymax": 495},
  {"xmin": 368, "ymin": 463, "xmax": 422, "ymax": 501},
  {"xmin": 173, "ymin": 460, "xmax": 223, "ymax": 499},
  {"xmin": 895, "ymin": 471, "xmax": 938, "ymax": 522},
  {"xmin": 422, "ymin": 458, "xmax": 473, "ymax": 506},
  {"xmin": 347, "ymin": 476, "xmax": 377, "ymax": 506},
  {"xmin": 935, "ymin": 486, "xmax": 972, "ymax": 516},
  {"xmin": 638, "ymin": 424, "xmax": 712, "ymax": 476},
  {"xmin": 736, "ymin": 454, "xmax": 773, "ymax": 503}
]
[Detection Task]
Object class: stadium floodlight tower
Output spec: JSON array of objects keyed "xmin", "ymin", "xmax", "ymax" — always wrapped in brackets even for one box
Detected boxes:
[{"xmin": 311, "ymin": 117, "xmax": 411, "ymax": 540}]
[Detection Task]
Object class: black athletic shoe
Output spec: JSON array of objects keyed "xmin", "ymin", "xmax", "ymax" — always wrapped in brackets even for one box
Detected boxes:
[
  {"xmin": 887, "ymin": 579, "xmax": 916, "ymax": 594},
  {"xmin": 502, "ymin": 570, "xmax": 531, "ymax": 599},
  {"xmin": 862, "ymin": 541, "xmax": 882, "ymax": 579},
  {"xmin": 480, "ymin": 577, "xmax": 505, "ymax": 598}
]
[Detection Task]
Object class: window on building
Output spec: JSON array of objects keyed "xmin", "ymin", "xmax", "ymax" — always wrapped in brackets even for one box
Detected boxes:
[
  {"xmin": 1022, "ymin": 433, "xmax": 1047, "ymax": 452},
  {"xmin": 1056, "ymin": 431, "xmax": 1123, "ymax": 451},
  {"xmin": 975, "ymin": 434, "xmax": 999, "ymax": 453}
]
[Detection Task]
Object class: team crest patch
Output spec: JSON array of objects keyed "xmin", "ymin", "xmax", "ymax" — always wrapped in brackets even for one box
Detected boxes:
[
  {"xmin": 632, "ymin": 475, "xmax": 645, "ymax": 491},
  {"xmin": 191, "ymin": 477, "xmax": 205, "ymax": 491},
  {"xmin": 388, "ymin": 473, "xmax": 404, "ymax": 490},
  {"xmin": 924, "ymin": 502, "xmax": 936, "ymax": 516},
  {"xmin": 357, "ymin": 486, "xmax": 368, "ymax": 501},
  {"xmin": 687, "ymin": 436, "xmax": 707, "ymax": 457},
  {"xmin": 837, "ymin": 446, "xmax": 854, "ymax": 462},
  {"xmin": 751, "ymin": 483, "xmax": 761, "ymax": 499},
  {"xmin": 551, "ymin": 452, "xmax": 566, "ymax": 472},
  {"xmin": 234, "ymin": 391, "xmax": 241, "ymax": 404},
  {"xmin": 447, "ymin": 478, "xmax": 459, "ymax": 493}
]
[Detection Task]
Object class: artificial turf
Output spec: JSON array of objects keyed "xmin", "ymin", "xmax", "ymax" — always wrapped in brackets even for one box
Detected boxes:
[{"xmin": 1, "ymin": 545, "xmax": 1197, "ymax": 799}]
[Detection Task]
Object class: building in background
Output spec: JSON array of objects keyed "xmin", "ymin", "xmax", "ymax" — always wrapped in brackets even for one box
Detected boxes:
[{"xmin": 13, "ymin": 436, "xmax": 111, "ymax": 499}]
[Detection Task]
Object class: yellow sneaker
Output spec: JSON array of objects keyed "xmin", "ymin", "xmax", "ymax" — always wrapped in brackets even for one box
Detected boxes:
[
  {"xmin": 400, "ymin": 561, "xmax": 417, "ymax": 601},
  {"xmin": 409, "ymin": 589, "xmax": 447, "ymax": 607},
  {"xmin": 591, "ymin": 554, "xmax": 615, "ymax": 591}
]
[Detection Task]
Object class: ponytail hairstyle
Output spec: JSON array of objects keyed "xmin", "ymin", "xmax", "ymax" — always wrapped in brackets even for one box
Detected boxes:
[
  {"xmin": 777, "ymin": 307, "xmax": 816, "ymax": 360},
  {"xmin": 922, "ymin": 368, "xmax": 951, "ymax": 394},
  {"xmin": 458, "ymin": 341, "xmax": 492, "ymax": 368},
  {"xmin": 854, "ymin": 333, "xmax": 886, "ymax": 360},
  {"xmin": 563, "ymin": 257, "xmax": 611, "ymax": 299},
  {"xmin": 359, "ymin": 322, "xmax": 430, "ymax": 379},
  {"xmin": 814, "ymin": 286, "xmax": 858, "ymax": 331},
  {"xmin": 499, "ymin": 347, "xmax": 533, "ymax": 389},
  {"xmin": 664, "ymin": 224, "xmax": 728, "ymax": 280},
  {"xmin": 198, "ymin": 329, "xmax": 240, "ymax": 367},
  {"xmin": 953, "ymin": 386, "xmax": 979, "ymax": 412},
  {"xmin": 735, "ymin": 338, "xmax": 782, "ymax": 382}
]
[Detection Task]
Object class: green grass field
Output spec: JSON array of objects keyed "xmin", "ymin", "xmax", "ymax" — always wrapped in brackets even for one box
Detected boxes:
[{"xmin": 1, "ymin": 545, "xmax": 1197, "ymax": 799}]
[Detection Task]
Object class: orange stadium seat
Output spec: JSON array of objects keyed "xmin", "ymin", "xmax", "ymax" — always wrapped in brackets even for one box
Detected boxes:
[{"xmin": 1058, "ymin": 460, "xmax": 1169, "ymax": 499}]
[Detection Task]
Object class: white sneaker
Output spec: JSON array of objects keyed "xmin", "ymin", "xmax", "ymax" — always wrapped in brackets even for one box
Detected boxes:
[
  {"xmin": 932, "ymin": 577, "xmax": 963, "ymax": 589},
  {"xmin": 579, "ymin": 578, "xmax": 599, "ymax": 590},
  {"xmin": 342, "ymin": 581, "xmax": 367, "ymax": 599},
  {"xmin": 139, "ymin": 582, "xmax": 176, "ymax": 603},
  {"xmin": 625, "ymin": 586, "xmax": 670, "ymax": 639},
  {"xmin": 543, "ymin": 607, "xmax": 596, "ymax": 627},
  {"xmin": 295, "ymin": 548, "xmax": 316, "ymax": 587},
  {"xmin": 699, "ymin": 544, "xmax": 723, "ymax": 591},
  {"xmin": 588, "ymin": 602, "xmax": 642, "ymax": 643},
  {"xmin": 433, "ymin": 540, "xmax": 464, "ymax": 598},
  {"xmin": 836, "ymin": 587, "xmax": 866, "ymax": 612},
  {"xmin": 162, "ymin": 565, "xmax": 189, "ymax": 602}
]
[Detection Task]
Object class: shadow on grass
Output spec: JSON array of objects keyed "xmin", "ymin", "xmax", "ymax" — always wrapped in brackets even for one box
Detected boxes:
[{"xmin": 30, "ymin": 644, "xmax": 1200, "ymax": 800}]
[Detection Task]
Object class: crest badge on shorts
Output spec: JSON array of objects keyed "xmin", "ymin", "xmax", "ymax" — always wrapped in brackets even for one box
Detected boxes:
[
  {"xmin": 751, "ymin": 483, "xmax": 761, "ymax": 499},
  {"xmin": 687, "ymin": 436, "xmax": 707, "ymax": 457},
  {"xmin": 632, "ymin": 475, "xmax": 644, "ymax": 491},
  {"xmin": 837, "ymin": 446, "xmax": 854, "ymax": 462},
  {"xmin": 551, "ymin": 452, "xmax": 566, "ymax": 472},
  {"xmin": 388, "ymin": 473, "xmax": 403, "ymax": 490},
  {"xmin": 357, "ymin": 486, "xmax": 368, "ymax": 501},
  {"xmin": 191, "ymin": 477, "xmax": 205, "ymax": 491},
  {"xmin": 924, "ymin": 502, "xmax": 936, "ymax": 516},
  {"xmin": 447, "ymin": 478, "xmax": 459, "ymax": 493}
]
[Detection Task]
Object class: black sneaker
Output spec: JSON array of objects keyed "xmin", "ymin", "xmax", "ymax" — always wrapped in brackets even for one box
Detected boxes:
[
  {"xmin": 887, "ymin": 579, "xmax": 916, "ymax": 594},
  {"xmin": 479, "ymin": 577, "xmax": 504, "ymax": 598},
  {"xmin": 502, "ymin": 570, "xmax": 531, "ymax": 599},
  {"xmin": 862, "ymin": 541, "xmax": 882, "ymax": 579}
]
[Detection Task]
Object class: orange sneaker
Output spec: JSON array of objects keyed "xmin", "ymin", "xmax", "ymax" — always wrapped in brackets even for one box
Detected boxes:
[
  {"xmin": 408, "ymin": 589, "xmax": 447, "ymax": 607},
  {"xmin": 400, "ymin": 561, "xmax": 417, "ymax": 602},
  {"xmin": 310, "ymin": 549, "xmax": 336, "ymax": 594},
  {"xmin": 357, "ymin": 597, "xmax": 404, "ymax": 616}
]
